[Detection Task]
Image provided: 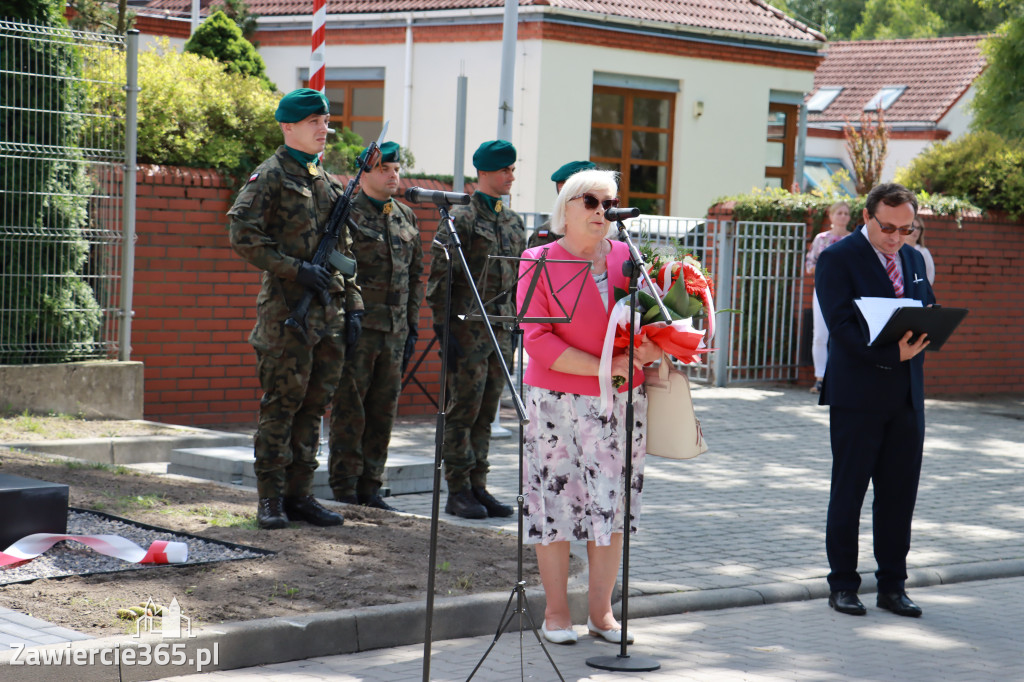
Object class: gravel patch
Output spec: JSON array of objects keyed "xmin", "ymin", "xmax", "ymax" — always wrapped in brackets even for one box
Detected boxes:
[{"xmin": 1, "ymin": 509, "xmax": 270, "ymax": 586}]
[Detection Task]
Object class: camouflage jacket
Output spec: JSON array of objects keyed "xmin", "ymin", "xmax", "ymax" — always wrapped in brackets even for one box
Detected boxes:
[
  {"xmin": 426, "ymin": 193, "xmax": 525, "ymax": 325},
  {"xmin": 347, "ymin": 191, "xmax": 424, "ymax": 334},
  {"xmin": 228, "ymin": 146, "xmax": 363, "ymax": 351},
  {"xmin": 526, "ymin": 217, "xmax": 558, "ymax": 249}
]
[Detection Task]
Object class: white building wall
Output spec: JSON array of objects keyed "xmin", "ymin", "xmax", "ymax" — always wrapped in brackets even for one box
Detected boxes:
[
  {"xmin": 938, "ymin": 83, "xmax": 976, "ymax": 140},
  {"xmin": 258, "ymin": 33, "xmax": 817, "ymax": 217}
]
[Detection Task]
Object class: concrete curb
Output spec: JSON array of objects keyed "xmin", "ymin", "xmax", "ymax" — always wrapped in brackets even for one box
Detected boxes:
[
  {"xmin": 1, "ymin": 425, "xmax": 251, "ymax": 465},
  {"xmin": 4, "ymin": 559, "xmax": 1024, "ymax": 680}
]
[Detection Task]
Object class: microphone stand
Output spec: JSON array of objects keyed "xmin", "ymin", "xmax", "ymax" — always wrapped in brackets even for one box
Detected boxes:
[
  {"xmin": 585, "ymin": 220, "xmax": 661, "ymax": 673},
  {"xmin": 419, "ymin": 198, "xmax": 528, "ymax": 682}
]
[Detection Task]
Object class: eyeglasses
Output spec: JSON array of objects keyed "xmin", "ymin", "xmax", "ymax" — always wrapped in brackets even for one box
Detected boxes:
[
  {"xmin": 873, "ymin": 217, "xmax": 916, "ymax": 236},
  {"xmin": 570, "ymin": 193, "xmax": 619, "ymax": 211}
]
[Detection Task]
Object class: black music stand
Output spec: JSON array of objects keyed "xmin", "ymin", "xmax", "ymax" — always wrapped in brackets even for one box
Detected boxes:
[
  {"xmin": 418, "ymin": 199, "xmax": 529, "ymax": 682},
  {"xmin": 584, "ymin": 222, "xmax": 666, "ymax": 673},
  {"xmin": 464, "ymin": 250, "xmax": 590, "ymax": 682}
]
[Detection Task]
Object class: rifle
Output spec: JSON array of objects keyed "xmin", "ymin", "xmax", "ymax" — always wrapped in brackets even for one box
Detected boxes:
[{"xmin": 284, "ymin": 121, "xmax": 390, "ymax": 342}]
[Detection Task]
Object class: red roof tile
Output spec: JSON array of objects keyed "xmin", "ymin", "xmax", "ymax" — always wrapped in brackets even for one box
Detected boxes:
[
  {"xmin": 141, "ymin": 0, "xmax": 824, "ymax": 43},
  {"xmin": 807, "ymin": 35, "xmax": 988, "ymax": 126}
]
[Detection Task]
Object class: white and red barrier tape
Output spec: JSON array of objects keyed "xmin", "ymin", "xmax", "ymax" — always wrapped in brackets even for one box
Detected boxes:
[{"xmin": 1, "ymin": 534, "xmax": 188, "ymax": 567}]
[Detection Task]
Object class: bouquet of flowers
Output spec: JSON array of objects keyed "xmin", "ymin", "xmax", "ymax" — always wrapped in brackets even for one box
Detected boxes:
[{"xmin": 598, "ymin": 248, "xmax": 716, "ymax": 412}]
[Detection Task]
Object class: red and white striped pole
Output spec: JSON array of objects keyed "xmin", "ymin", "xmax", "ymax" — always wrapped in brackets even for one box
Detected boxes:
[{"xmin": 310, "ymin": 0, "xmax": 326, "ymax": 93}]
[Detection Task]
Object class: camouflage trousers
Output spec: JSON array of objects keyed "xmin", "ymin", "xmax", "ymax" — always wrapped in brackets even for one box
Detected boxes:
[
  {"xmin": 442, "ymin": 321, "xmax": 513, "ymax": 492},
  {"xmin": 328, "ymin": 328, "xmax": 406, "ymax": 497},
  {"xmin": 253, "ymin": 334, "xmax": 345, "ymax": 499}
]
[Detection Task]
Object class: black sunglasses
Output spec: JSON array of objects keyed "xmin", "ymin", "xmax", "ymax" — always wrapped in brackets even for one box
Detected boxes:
[
  {"xmin": 570, "ymin": 193, "xmax": 619, "ymax": 211},
  {"xmin": 873, "ymin": 217, "xmax": 916, "ymax": 236}
]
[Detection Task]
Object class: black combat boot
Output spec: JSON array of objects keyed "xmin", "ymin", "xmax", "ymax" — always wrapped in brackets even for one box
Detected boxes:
[
  {"xmin": 284, "ymin": 495, "xmax": 344, "ymax": 526},
  {"xmin": 472, "ymin": 487, "xmax": 514, "ymax": 517},
  {"xmin": 257, "ymin": 497, "xmax": 289, "ymax": 530},
  {"xmin": 358, "ymin": 492, "xmax": 401, "ymax": 512},
  {"xmin": 445, "ymin": 488, "xmax": 487, "ymax": 519}
]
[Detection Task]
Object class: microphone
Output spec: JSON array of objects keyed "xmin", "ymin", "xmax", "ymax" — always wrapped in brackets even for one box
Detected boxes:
[
  {"xmin": 605, "ymin": 206, "xmax": 641, "ymax": 222},
  {"xmin": 404, "ymin": 187, "xmax": 472, "ymax": 206}
]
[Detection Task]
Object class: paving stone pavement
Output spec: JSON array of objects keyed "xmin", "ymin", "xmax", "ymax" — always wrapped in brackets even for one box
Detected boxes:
[
  {"xmin": 392, "ymin": 386, "xmax": 1024, "ymax": 600},
  {"xmin": 4, "ymin": 385, "xmax": 1023, "ymax": 679},
  {"xmin": 159, "ymin": 575, "xmax": 1024, "ymax": 681}
]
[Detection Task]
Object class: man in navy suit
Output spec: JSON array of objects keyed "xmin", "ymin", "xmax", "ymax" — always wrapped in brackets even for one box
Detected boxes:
[{"xmin": 815, "ymin": 183, "xmax": 935, "ymax": 618}]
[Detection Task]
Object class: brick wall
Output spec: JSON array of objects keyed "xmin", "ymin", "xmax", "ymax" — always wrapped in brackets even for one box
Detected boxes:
[
  {"xmin": 713, "ymin": 205, "xmax": 1024, "ymax": 396},
  {"xmin": 131, "ymin": 165, "xmax": 449, "ymax": 426},
  {"xmin": 134, "ymin": 169, "xmax": 1019, "ymax": 426}
]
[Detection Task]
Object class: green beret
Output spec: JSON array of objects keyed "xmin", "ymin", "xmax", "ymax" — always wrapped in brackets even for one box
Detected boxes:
[
  {"xmin": 275, "ymin": 88, "xmax": 330, "ymax": 123},
  {"xmin": 551, "ymin": 160, "xmax": 596, "ymax": 183},
  {"xmin": 360, "ymin": 140, "xmax": 400, "ymax": 166},
  {"xmin": 472, "ymin": 140, "xmax": 516, "ymax": 172}
]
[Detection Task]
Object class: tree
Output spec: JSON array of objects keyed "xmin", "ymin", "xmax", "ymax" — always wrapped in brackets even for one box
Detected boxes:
[
  {"xmin": 845, "ymin": 111, "xmax": 889, "ymax": 194},
  {"xmin": 970, "ymin": 13, "xmax": 1024, "ymax": 141},
  {"xmin": 67, "ymin": 0, "xmax": 134, "ymax": 33},
  {"xmin": 929, "ymin": 0, "xmax": 1012, "ymax": 35},
  {"xmin": 184, "ymin": 10, "xmax": 273, "ymax": 90},
  {"xmin": 767, "ymin": 0, "xmax": 867, "ymax": 40},
  {"xmin": 220, "ymin": 0, "xmax": 259, "ymax": 42},
  {"xmin": 0, "ymin": 0, "xmax": 102, "ymax": 363},
  {"xmin": 851, "ymin": 0, "xmax": 946, "ymax": 39}
]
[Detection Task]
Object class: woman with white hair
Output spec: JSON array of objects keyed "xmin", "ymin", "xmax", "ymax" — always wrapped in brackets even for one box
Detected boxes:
[{"xmin": 515, "ymin": 169, "xmax": 661, "ymax": 645}]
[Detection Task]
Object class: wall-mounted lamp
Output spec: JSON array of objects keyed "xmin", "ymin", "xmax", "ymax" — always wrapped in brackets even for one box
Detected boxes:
[{"xmin": 694, "ymin": 101, "xmax": 704, "ymax": 119}]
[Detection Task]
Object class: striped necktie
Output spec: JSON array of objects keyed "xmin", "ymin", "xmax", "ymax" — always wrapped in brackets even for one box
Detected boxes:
[{"xmin": 884, "ymin": 253, "xmax": 904, "ymax": 298}]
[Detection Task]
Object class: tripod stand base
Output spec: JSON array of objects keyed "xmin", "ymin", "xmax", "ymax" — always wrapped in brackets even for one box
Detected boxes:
[{"xmin": 586, "ymin": 653, "xmax": 661, "ymax": 672}]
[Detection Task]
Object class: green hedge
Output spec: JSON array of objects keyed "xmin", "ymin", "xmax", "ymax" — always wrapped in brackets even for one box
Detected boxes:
[
  {"xmin": 84, "ymin": 38, "xmax": 280, "ymax": 185},
  {"xmin": 713, "ymin": 186, "xmax": 980, "ymax": 228},
  {"xmin": 895, "ymin": 131, "xmax": 1024, "ymax": 218},
  {"xmin": 0, "ymin": 8, "xmax": 102, "ymax": 364}
]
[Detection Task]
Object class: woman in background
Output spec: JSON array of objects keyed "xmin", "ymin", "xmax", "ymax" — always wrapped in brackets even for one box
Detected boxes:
[
  {"xmin": 516, "ymin": 169, "xmax": 661, "ymax": 645},
  {"xmin": 906, "ymin": 217, "xmax": 935, "ymax": 285},
  {"xmin": 805, "ymin": 201, "xmax": 851, "ymax": 394}
]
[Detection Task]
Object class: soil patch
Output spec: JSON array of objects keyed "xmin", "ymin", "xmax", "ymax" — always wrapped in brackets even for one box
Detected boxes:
[{"xmin": 0, "ymin": 446, "xmax": 542, "ymax": 637}]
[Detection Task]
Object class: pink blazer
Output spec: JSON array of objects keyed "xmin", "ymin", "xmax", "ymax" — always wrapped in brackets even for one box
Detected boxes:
[{"xmin": 517, "ymin": 239, "xmax": 644, "ymax": 396}]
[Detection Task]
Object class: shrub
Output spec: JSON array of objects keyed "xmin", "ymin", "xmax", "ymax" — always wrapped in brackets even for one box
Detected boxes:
[
  {"xmin": 0, "ymin": 4, "xmax": 103, "ymax": 363},
  {"xmin": 894, "ymin": 130, "xmax": 1024, "ymax": 217},
  {"xmin": 184, "ymin": 10, "xmax": 273, "ymax": 91},
  {"xmin": 84, "ymin": 39, "xmax": 281, "ymax": 184}
]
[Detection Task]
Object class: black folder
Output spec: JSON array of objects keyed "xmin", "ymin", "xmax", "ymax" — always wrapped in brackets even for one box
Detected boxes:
[{"xmin": 868, "ymin": 306, "xmax": 968, "ymax": 350}]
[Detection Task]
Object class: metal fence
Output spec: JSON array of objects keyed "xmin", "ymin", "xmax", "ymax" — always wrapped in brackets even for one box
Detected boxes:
[
  {"xmin": 712, "ymin": 220, "xmax": 807, "ymax": 385},
  {"xmin": 0, "ymin": 19, "xmax": 137, "ymax": 365}
]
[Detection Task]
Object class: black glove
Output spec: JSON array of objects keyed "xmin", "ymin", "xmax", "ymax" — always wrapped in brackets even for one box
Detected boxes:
[
  {"xmin": 296, "ymin": 262, "xmax": 331, "ymax": 294},
  {"xmin": 401, "ymin": 327, "xmax": 418, "ymax": 376},
  {"xmin": 345, "ymin": 310, "xmax": 364, "ymax": 353},
  {"xmin": 433, "ymin": 323, "xmax": 464, "ymax": 368}
]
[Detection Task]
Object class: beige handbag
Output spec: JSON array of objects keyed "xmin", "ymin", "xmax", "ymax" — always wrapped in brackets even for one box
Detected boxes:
[{"xmin": 643, "ymin": 356, "xmax": 708, "ymax": 459}]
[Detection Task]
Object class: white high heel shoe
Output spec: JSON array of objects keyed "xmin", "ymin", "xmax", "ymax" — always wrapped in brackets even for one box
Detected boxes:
[
  {"xmin": 587, "ymin": 617, "xmax": 635, "ymax": 644},
  {"xmin": 541, "ymin": 620, "xmax": 578, "ymax": 644}
]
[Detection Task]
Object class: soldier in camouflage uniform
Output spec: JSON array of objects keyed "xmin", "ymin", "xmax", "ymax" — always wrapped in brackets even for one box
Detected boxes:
[
  {"xmin": 228, "ymin": 89, "xmax": 362, "ymax": 530},
  {"xmin": 527, "ymin": 160, "xmax": 596, "ymax": 249},
  {"xmin": 328, "ymin": 141, "xmax": 423, "ymax": 511},
  {"xmin": 426, "ymin": 140, "xmax": 525, "ymax": 519}
]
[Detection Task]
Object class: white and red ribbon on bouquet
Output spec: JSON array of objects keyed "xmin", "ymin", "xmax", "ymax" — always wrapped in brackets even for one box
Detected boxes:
[
  {"xmin": 1, "ymin": 533, "xmax": 189, "ymax": 568},
  {"xmin": 598, "ymin": 255, "xmax": 716, "ymax": 416}
]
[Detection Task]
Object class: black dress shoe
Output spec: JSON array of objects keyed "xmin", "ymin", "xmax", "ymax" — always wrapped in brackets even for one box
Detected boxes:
[
  {"xmin": 472, "ymin": 487, "xmax": 514, "ymax": 517},
  {"xmin": 283, "ymin": 495, "xmax": 344, "ymax": 527},
  {"xmin": 359, "ymin": 493, "xmax": 401, "ymax": 512},
  {"xmin": 828, "ymin": 590, "xmax": 867, "ymax": 615},
  {"xmin": 445, "ymin": 489, "xmax": 488, "ymax": 519},
  {"xmin": 877, "ymin": 591, "xmax": 922, "ymax": 617},
  {"xmin": 334, "ymin": 493, "xmax": 359, "ymax": 505},
  {"xmin": 257, "ymin": 497, "xmax": 289, "ymax": 530}
]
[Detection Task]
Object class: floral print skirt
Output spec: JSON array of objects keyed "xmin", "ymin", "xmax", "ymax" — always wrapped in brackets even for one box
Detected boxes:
[{"xmin": 522, "ymin": 384, "xmax": 647, "ymax": 546}]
